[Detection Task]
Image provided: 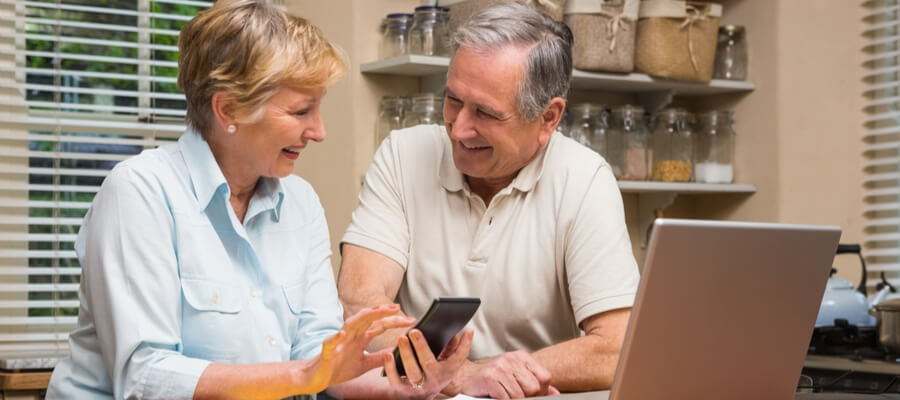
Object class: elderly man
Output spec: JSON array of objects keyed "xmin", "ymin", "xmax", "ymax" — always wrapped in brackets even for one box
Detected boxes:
[{"xmin": 338, "ymin": 3, "xmax": 639, "ymax": 398}]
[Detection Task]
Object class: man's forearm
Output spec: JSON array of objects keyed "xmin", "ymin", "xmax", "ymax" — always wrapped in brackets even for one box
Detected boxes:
[
  {"xmin": 532, "ymin": 335, "xmax": 620, "ymax": 392},
  {"xmin": 532, "ymin": 308, "xmax": 631, "ymax": 392}
]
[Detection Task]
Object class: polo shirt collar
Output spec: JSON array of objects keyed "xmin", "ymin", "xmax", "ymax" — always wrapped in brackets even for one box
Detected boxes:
[
  {"xmin": 178, "ymin": 128, "xmax": 285, "ymax": 219},
  {"xmin": 438, "ymin": 130, "xmax": 557, "ymax": 194}
]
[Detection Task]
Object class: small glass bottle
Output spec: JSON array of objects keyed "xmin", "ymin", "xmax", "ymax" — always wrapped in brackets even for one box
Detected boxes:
[
  {"xmin": 407, "ymin": 6, "xmax": 450, "ymax": 57},
  {"xmin": 650, "ymin": 109, "xmax": 693, "ymax": 182},
  {"xmin": 607, "ymin": 105, "xmax": 649, "ymax": 181},
  {"xmin": 375, "ymin": 96, "xmax": 406, "ymax": 148},
  {"xmin": 380, "ymin": 13, "xmax": 414, "ymax": 60},
  {"xmin": 713, "ymin": 25, "xmax": 748, "ymax": 81},
  {"xmin": 566, "ymin": 103, "xmax": 608, "ymax": 158},
  {"xmin": 694, "ymin": 111, "xmax": 736, "ymax": 184},
  {"xmin": 401, "ymin": 94, "xmax": 443, "ymax": 128}
]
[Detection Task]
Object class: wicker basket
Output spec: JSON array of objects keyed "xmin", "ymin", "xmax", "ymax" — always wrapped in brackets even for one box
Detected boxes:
[
  {"xmin": 634, "ymin": 0, "xmax": 722, "ymax": 82},
  {"xmin": 441, "ymin": 0, "xmax": 567, "ymax": 35},
  {"xmin": 564, "ymin": 0, "xmax": 639, "ymax": 73}
]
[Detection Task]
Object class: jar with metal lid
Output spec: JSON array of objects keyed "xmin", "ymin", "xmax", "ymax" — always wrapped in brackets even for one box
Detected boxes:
[
  {"xmin": 401, "ymin": 94, "xmax": 443, "ymax": 128},
  {"xmin": 566, "ymin": 103, "xmax": 608, "ymax": 157},
  {"xmin": 375, "ymin": 96, "xmax": 408, "ymax": 148},
  {"xmin": 607, "ymin": 105, "xmax": 649, "ymax": 180},
  {"xmin": 407, "ymin": 6, "xmax": 450, "ymax": 57},
  {"xmin": 713, "ymin": 25, "xmax": 748, "ymax": 81},
  {"xmin": 693, "ymin": 110, "xmax": 735, "ymax": 183},
  {"xmin": 650, "ymin": 108, "xmax": 693, "ymax": 182},
  {"xmin": 380, "ymin": 13, "xmax": 414, "ymax": 59}
]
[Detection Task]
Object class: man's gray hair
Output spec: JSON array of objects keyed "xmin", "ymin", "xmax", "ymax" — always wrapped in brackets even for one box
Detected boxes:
[{"xmin": 450, "ymin": 2, "xmax": 573, "ymax": 121}]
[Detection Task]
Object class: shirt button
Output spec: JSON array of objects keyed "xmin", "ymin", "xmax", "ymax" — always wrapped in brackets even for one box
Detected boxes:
[
  {"xmin": 268, "ymin": 336, "xmax": 276, "ymax": 346},
  {"xmin": 211, "ymin": 294, "xmax": 219, "ymax": 304},
  {"xmin": 250, "ymin": 289, "xmax": 257, "ymax": 298}
]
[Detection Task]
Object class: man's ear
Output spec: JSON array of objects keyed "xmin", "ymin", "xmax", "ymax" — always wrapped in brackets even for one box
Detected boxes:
[
  {"xmin": 538, "ymin": 97, "xmax": 566, "ymax": 145},
  {"xmin": 210, "ymin": 92, "xmax": 238, "ymax": 133}
]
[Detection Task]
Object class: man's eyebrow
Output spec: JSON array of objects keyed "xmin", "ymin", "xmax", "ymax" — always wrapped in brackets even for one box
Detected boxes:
[{"xmin": 444, "ymin": 88, "xmax": 507, "ymax": 118}]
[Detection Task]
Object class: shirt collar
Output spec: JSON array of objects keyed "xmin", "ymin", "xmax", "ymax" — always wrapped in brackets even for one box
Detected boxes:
[
  {"xmin": 178, "ymin": 128, "xmax": 285, "ymax": 220},
  {"xmin": 438, "ymin": 130, "xmax": 557, "ymax": 194}
]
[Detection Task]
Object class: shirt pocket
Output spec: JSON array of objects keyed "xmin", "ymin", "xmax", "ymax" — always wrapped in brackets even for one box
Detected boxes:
[
  {"xmin": 181, "ymin": 278, "xmax": 245, "ymax": 362},
  {"xmin": 282, "ymin": 282, "xmax": 305, "ymax": 315},
  {"xmin": 182, "ymin": 278, "xmax": 243, "ymax": 313},
  {"xmin": 281, "ymin": 281, "xmax": 306, "ymax": 347}
]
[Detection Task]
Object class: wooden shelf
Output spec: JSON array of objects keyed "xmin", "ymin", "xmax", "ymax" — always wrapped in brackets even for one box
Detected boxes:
[
  {"xmin": 361, "ymin": 55, "xmax": 756, "ymax": 95},
  {"xmin": 617, "ymin": 181, "xmax": 757, "ymax": 194}
]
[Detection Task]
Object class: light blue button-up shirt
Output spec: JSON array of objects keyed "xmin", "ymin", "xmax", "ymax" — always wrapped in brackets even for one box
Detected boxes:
[{"xmin": 46, "ymin": 129, "xmax": 343, "ymax": 399}]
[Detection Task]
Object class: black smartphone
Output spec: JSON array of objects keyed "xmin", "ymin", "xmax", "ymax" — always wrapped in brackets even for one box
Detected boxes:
[{"xmin": 391, "ymin": 297, "xmax": 480, "ymax": 377}]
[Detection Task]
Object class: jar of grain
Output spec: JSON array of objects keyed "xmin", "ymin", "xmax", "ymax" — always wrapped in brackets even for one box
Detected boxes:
[
  {"xmin": 649, "ymin": 109, "xmax": 693, "ymax": 182},
  {"xmin": 566, "ymin": 103, "xmax": 608, "ymax": 157},
  {"xmin": 564, "ymin": 0, "xmax": 639, "ymax": 73},
  {"xmin": 607, "ymin": 105, "xmax": 649, "ymax": 180},
  {"xmin": 694, "ymin": 110, "xmax": 735, "ymax": 183}
]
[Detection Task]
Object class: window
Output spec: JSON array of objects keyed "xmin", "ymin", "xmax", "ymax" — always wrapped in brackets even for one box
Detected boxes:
[
  {"xmin": 0, "ymin": 0, "xmax": 209, "ymax": 358},
  {"xmin": 863, "ymin": 1, "xmax": 900, "ymax": 287}
]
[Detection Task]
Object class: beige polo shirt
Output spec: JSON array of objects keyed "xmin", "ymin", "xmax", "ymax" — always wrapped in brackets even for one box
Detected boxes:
[{"xmin": 342, "ymin": 124, "xmax": 639, "ymax": 359}]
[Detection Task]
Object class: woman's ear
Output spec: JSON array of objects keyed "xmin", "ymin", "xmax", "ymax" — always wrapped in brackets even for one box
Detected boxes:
[{"xmin": 210, "ymin": 92, "xmax": 237, "ymax": 133}]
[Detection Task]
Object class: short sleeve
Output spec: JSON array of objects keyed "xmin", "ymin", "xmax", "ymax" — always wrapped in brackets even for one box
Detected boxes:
[
  {"xmin": 565, "ymin": 165, "xmax": 640, "ymax": 325},
  {"xmin": 341, "ymin": 133, "xmax": 411, "ymax": 268}
]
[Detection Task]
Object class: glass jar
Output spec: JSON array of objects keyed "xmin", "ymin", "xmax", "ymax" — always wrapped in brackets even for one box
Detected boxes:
[
  {"xmin": 694, "ymin": 111, "xmax": 736, "ymax": 183},
  {"xmin": 607, "ymin": 105, "xmax": 649, "ymax": 180},
  {"xmin": 380, "ymin": 13, "xmax": 414, "ymax": 60},
  {"xmin": 650, "ymin": 109, "xmax": 693, "ymax": 182},
  {"xmin": 713, "ymin": 25, "xmax": 748, "ymax": 81},
  {"xmin": 401, "ymin": 94, "xmax": 443, "ymax": 128},
  {"xmin": 407, "ymin": 6, "xmax": 450, "ymax": 57},
  {"xmin": 566, "ymin": 103, "xmax": 608, "ymax": 157},
  {"xmin": 375, "ymin": 96, "xmax": 407, "ymax": 148}
]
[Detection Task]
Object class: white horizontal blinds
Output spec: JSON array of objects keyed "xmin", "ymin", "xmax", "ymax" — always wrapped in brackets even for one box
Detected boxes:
[
  {"xmin": 863, "ymin": 0, "xmax": 900, "ymax": 288},
  {"xmin": 0, "ymin": 0, "xmax": 208, "ymax": 356}
]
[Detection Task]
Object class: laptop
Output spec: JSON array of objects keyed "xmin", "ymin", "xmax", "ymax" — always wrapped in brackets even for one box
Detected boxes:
[{"xmin": 590, "ymin": 219, "xmax": 841, "ymax": 400}]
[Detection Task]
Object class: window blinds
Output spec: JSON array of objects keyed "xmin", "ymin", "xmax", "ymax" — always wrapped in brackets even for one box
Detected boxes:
[
  {"xmin": 863, "ymin": 0, "xmax": 900, "ymax": 288},
  {"xmin": 0, "ymin": 0, "xmax": 208, "ymax": 357}
]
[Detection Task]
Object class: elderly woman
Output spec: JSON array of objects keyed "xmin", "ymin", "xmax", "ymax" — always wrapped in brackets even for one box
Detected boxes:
[{"xmin": 45, "ymin": 1, "xmax": 471, "ymax": 399}]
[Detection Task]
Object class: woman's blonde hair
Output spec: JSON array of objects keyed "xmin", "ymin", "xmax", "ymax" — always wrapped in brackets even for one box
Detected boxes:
[{"xmin": 177, "ymin": 0, "xmax": 346, "ymax": 138}]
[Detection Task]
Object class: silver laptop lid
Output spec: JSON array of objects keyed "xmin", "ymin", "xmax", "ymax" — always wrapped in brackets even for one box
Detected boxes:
[{"xmin": 611, "ymin": 219, "xmax": 840, "ymax": 400}]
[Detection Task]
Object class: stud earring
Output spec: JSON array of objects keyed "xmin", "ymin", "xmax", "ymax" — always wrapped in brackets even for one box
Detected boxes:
[{"xmin": 227, "ymin": 124, "xmax": 236, "ymax": 134}]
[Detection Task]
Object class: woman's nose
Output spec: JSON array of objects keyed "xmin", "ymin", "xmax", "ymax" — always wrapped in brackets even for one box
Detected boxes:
[{"xmin": 304, "ymin": 114, "xmax": 326, "ymax": 142}]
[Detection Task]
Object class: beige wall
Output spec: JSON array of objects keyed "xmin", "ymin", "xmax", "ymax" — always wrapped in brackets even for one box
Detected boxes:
[{"xmin": 288, "ymin": 0, "xmax": 867, "ymax": 282}]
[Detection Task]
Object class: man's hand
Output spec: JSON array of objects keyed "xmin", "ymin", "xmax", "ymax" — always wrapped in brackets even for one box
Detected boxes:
[
  {"xmin": 383, "ymin": 329, "xmax": 475, "ymax": 399},
  {"xmin": 443, "ymin": 351, "xmax": 559, "ymax": 399}
]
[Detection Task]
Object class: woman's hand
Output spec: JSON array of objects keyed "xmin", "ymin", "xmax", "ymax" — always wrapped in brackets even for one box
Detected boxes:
[
  {"xmin": 301, "ymin": 304, "xmax": 415, "ymax": 392},
  {"xmin": 383, "ymin": 329, "xmax": 475, "ymax": 400}
]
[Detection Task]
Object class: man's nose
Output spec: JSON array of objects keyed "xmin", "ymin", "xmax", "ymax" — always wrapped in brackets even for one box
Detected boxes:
[{"xmin": 449, "ymin": 106, "xmax": 477, "ymax": 141}]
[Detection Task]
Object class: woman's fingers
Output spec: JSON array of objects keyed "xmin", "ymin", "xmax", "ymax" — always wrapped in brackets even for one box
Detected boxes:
[
  {"xmin": 445, "ymin": 330, "xmax": 474, "ymax": 364},
  {"xmin": 407, "ymin": 330, "xmax": 439, "ymax": 371},
  {"xmin": 364, "ymin": 315, "xmax": 415, "ymax": 340},
  {"xmin": 382, "ymin": 351, "xmax": 403, "ymax": 388},
  {"xmin": 396, "ymin": 336, "xmax": 425, "ymax": 386},
  {"xmin": 343, "ymin": 304, "xmax": 403, "ymax": 338}
]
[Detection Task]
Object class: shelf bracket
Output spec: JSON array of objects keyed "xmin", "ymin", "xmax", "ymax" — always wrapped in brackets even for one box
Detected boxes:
[
  {"xmin": 421, "ymin": 72, "xmax": 448, "ymax": 94},
  {"xmin": 636, "ymin": 90, "xmax": 674, "ymax": 113},
  {"xmin": 637, "ymin": 192, "xmax": 677, "ymax": 249}
]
